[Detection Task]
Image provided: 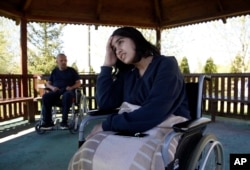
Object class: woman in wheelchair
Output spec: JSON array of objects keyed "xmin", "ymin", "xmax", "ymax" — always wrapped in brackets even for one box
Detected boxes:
[
  {"xmin": 88, "ymin": 27, "xmax": 190, "ymax": 138},
  {"xmin": 40, "ymin": 53, "xmax": 81, "ymax": 130},
  {"xmin": 69, "ymin": 27, "xmax": 194, "ymax": 170}
]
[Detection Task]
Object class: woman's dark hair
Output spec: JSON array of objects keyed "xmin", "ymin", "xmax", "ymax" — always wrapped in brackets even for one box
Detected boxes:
[{"xmin": 112, "ymin": 27, "xmax": 160, "ymax": 74}]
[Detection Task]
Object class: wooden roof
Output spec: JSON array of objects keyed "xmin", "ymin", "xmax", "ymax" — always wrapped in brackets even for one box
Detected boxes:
[{"xmin": 1, "ymin": 0, "xmax": 250, "ymax": 29}]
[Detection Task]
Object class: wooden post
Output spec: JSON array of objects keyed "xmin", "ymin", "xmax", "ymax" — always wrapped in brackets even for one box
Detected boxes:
[
  {"xmin": 156, "ymin": 28, "xmax": 161, "ymax": 51},
  {"xmin": 20, "ymin": 17, "xmax": 28, "ymax": 97}
]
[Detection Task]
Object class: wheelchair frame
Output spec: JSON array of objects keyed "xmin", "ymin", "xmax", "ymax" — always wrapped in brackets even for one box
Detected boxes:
[
  {"xmin": 77, "ymin": 75, "xmax": 224, "ymax": 170},
  {"xmin": 35, "ymin": 88, "xmax": 87, "ymax": 134}
]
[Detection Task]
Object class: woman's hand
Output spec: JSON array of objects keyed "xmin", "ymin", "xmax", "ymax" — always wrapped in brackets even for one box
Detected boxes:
[
  {"xmin": 103, "ymin": 36, "xmax": 117, "ymax": 66},
  {"xmin": 86, "ymin": 123, "xmax": 103, "ymax": 140},
  {"xmin": 52, "ymin": 86, "xmax": 59, "ymax": 92},
  {"xmin": 66, "ymin": 86, "xmax": 73, "ymax": 91}
]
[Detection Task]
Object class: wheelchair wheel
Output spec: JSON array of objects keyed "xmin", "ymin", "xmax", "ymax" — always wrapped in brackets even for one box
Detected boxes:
[
  {"xmin": 187, "ymin": 134, "xmax": 224, "ymax": 170},
  {"xmin": 69, "ymin": 122, "xmax": 78, "ymax": 134},
  {"xmin": 69, "ymin": 114, "xmax": 81, "ymax": 134},
  {"xmin": 35, "ymin": 122, "xmax": 46, "ymax": 134}
]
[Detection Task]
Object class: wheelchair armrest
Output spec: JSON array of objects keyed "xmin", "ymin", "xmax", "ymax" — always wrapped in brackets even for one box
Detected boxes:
[
  {"xmin": 78, "ymin": 109, "xmax": 119, "ymax": 148},
  {"xmin": 87, "ymin": 108, "xmax": 119, "ymax": 116},
  {"xmin": 45, "ymin": 87, "xmax": 51, "ymax": 90},
  {"xmin": 173, "ymin": 117, "xmax": 211, "ymax": 132}
]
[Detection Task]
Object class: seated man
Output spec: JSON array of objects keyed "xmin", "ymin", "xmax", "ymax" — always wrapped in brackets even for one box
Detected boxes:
[{"xmin": 41, "ymin": 53, "xmax": 81, "ymax": 130}]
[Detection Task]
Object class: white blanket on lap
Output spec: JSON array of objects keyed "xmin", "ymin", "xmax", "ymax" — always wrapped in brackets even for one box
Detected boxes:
[{"xmin": 68, "ymin": 102, "xmax": 187, "ymax": 170}]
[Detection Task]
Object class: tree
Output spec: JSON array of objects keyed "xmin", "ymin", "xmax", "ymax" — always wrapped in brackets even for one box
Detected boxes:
[
  {"xmin": 216, "ymin": 16, "xmax": 250, "ymax": 73},
  {"xmin": 180, "ymin": 56, "xmax": 190, "ymax": 73},
  {"xmin": 230, "ymin": 54, "xmax": 244, "ymax": 73},
  {"xmin": 0, "ymin": 18, "xmax": 20, "ymax": 73},
  {"xmin": 27, "ymin": 23, "xmax": 65, "ymax": 74},
  {"xmin": 139, "ymin": 28, "xmax": 156, "ymax": 46},
  {"xmin": 203, "ymin": 57, "xmax": 217, "ymax": 73},
  {"xmin": 0, "ymin": 29, "xmax": 8, "ymax": 73},
  {"xmin": 71, "ymin": 61, "xmax": 79, "ymax": 72},
  {"xmin": 236, "ymin": 16, "xmax": 250, "ymax": 72}
]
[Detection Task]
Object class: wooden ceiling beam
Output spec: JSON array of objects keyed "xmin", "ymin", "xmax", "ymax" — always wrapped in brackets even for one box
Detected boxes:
[
  {"xmin": 0, "ymin": 2, "xmax": 22, "ymax": 17},
  {"xmin": 0, "ymin": 2, "xmax": 23, "ymax": 24},
  {"xmin": 161, "ymin": 8, "xmax": 250, "ymax": 29},
  {"xmin": 1, "ymin": 0, "xmax": 250, "ymax": 29},
  {"xmin": 217, "ymin": 0, "xmax": 227, "ymax": 24},
  {"xmin": 96, "ymin": 0, "xmax": 102, "ymax": 21},
  {"xmin": 22, "ymin": 0, "xmax": 33, "ymax": 11},
  {"xmin": 153, "ymin": 0, "xmax": 162, "ymax": 26}
]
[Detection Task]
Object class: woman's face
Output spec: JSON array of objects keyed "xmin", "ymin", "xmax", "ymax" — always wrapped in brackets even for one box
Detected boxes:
[{"xmin": 111, "ymin": 36, "xmax": 136, "ymax": 64}]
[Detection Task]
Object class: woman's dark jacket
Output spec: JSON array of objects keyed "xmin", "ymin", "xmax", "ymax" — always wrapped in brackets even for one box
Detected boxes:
[{"xmin": 96, "ymin": 55, "xmax": 190, "ymax": 134}]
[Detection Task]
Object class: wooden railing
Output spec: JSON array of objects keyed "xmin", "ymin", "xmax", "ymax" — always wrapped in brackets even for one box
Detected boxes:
[
  {"xmin": 184, "ymin": 73, "xmax": 250, "ymax": 120},
  {"xmin": 0, "ymin": 73, "xmax": 250, "ymax": 122},
  {"xmin": 0, "ymin": 75, "xmax": 36, "ymax": 122}
]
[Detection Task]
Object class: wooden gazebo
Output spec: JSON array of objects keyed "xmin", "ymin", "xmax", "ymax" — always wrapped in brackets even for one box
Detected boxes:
[
  {"xmin": 1, "ymin": 0, "xmax": 250, "ymax": 28},
  {"xmin": 0, "ymin": 0, "xmax": 250, "ymax": 97},
  {"xmin": 1, "ymin": 0, "xmax": 250, "ymax": 122}
]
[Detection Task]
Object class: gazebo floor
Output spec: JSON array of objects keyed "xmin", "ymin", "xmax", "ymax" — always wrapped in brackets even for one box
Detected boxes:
[{"xmin": 0, "ymin": 116, "xmax": 250, "ymax": 170}]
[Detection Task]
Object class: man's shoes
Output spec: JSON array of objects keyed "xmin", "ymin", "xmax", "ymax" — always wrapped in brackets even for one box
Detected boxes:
[
  {"xmin": 40, "ymin": 122, "xmax": 55, "ymax": 130},
  {"xmin": 60, "ymin": 122, "xmax": 69, "ymax": 130}
]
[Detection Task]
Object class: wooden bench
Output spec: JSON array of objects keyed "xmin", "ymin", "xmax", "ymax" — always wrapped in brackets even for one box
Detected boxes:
[{"xmin": 0, "ymin": 97, "xmax": 35, "ymax": 122}]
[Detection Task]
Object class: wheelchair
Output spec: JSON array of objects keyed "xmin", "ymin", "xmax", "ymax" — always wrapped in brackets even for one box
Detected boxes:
[
  {"xmin": 35, "ymin": 88, "xmax": 88, "ymax": 134},
  {"xmin": 75, "ymin": 75, "xmax": 224, "ymax": 170}
]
